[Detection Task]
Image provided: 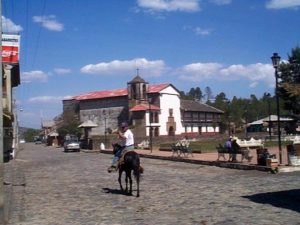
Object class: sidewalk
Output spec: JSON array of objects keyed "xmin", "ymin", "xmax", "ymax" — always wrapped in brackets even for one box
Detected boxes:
[{"xmin": 99, "ymin": 147, "xmax": 300, "ymax": 173}]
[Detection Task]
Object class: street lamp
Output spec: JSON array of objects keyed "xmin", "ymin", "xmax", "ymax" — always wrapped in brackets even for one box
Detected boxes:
[
  {"xmin": 266, "ymin": 93, "xmax": 272, "ymax": 140},
  {"xmin": 271, "ymin": 52, "xmax": 282, "ymax": 164},
  {"xmin": 148, "ymin": 99, "xmax": 153, "ymax": 153},
  {"xmin": 103, "ymin": 110, "xmax": 107, "ymax": 148},
  {"xmin": 244, "ymin": 101, "xmax": 251, "ymax": 139},
  {"xmin": 224, "ymin": 99, "xmax": 231, "ymax": 136}
]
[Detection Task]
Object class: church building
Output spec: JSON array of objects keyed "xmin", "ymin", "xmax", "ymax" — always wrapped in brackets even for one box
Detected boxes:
[{"xmin": 62, "ymin": 75, "xmax": 223, "ymax": 140}]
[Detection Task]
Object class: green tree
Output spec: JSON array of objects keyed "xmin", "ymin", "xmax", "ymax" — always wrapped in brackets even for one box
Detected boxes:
[
  {"xmin": 57, "ymin": 121, "xmax": 82, "ymax": 138},
  {"xmin": 180, "ymin": 87, "xmax": 203, "ymax": 101},
  {"xmin": 23, "ymin": 128, "xmax": 42, "ymax": 142},
  {"xmin": 58, "ymin": 111, "xmax": 82, "ymax": 138},
  {"xmin": 278, "ymin": 46, "xmax": 300, "ymax": 114}
]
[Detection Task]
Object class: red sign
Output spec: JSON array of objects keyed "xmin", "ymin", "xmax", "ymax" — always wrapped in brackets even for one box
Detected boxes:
[{"xmin": 2, "ymin": 34, "xmax": 20, "ymax": 64}]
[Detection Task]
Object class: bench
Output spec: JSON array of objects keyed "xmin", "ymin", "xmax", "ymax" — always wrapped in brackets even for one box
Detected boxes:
[
  {"xmin": 137, "ymin": 140, "xmax": 150, "ymax": 149},
  {"xmin": 237, "ymin": 138, "xmax": 264, "ymax": 149},
  {"xmin": 171, "ymin": 140, "xmax": 193, "ymax": 157},
  {"xmin": 216, "ymin": 144, "xmax": 253, "ymax": 162}
]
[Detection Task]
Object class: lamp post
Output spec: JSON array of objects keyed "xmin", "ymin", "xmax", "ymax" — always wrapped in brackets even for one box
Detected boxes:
[
  {"xmin": 266, "ymin": 93, "xmax": 272, "ymax": 140},
  {"xmin": 244, "ymin": 101, "xmax": 250, "ymax": 139},
  {"xmin": 271, "ymin": 52, "xmax": 282, "ymax": 164},
  {"xmin": 225, "ymin": 99, "xmax": 231, "ymax": 136},
  {"xmin": 103, "ymin": 110, "xmax": 107, "ymax": 147},
  {"xmin": 148, "ymin": 99, "xmax": 153, "ymax": 153}
]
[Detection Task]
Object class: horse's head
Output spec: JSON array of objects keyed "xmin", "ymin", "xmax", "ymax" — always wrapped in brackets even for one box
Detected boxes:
[{"xmin": 112, "ymin": 143, "xmax": 122, "ymax": 155}]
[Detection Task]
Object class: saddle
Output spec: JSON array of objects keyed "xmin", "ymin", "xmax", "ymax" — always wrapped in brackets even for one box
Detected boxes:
[
  {"xmin": 117, "ymin": 150, "xmax": 134, "ymax": 167},
  {"xmin": 117, "ymin": 150, "xmax": 144, "ymax": 174}
]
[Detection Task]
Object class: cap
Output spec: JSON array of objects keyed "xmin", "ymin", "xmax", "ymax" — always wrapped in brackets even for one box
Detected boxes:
[{"xmin": 121, "ymin": 122, "xmax": 128, "ymax": 128}]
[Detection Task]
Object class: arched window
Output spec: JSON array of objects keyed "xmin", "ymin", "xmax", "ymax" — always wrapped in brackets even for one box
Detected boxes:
[
  {"xmin": 142, "ymin": 84, "xmax": 147, "ymax": 99},
  {"xmin": 168, "ymin": 126, "xmax": 175, "ymax": 136},
  {"xmin": 154, "ymin": 127, "xmax": 159, "ymax": 137},
  {"xmin": 132, "ymin": 84, "xmax": 137, "ymax": 99},
  {"xmin": 154, "ymin": 112, "xmax": 159, "ymax": 123}
]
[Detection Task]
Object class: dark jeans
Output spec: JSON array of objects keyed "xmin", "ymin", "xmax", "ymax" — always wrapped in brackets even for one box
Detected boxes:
[{"xmin": 111, "ymin": 146, "xmax": 125, "ymax": 166}]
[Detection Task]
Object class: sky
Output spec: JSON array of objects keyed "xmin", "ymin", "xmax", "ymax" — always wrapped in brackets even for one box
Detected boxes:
[{"xmin": 2, "ymin": 0, "xmax": 300, "ymax": 128}]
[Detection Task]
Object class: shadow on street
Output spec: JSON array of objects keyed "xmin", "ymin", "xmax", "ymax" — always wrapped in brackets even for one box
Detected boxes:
[{"xmin": 242, "ymin": 189, "xmax": 300, "ymax": 213}]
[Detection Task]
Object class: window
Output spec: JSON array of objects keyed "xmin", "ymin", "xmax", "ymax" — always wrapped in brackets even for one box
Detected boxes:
[
  {"xmin": 206, "ymin": 113, "xmax": 213, "ymax": 121},
  {"xmin": 169, "ymin": 108, "xmax": 173, "ymax": 117},
  {"xmin": 154, "ymin": 112, "xmax": 159, "ymax": 123},
  {"xmin": 192, "ymin": 112, "xmax": 198, "ymax": 120},
  {"xmin": 199, "ymin": 112, "xmax": 205, "ymax": 121},
  {"xmin": 143, "ymin": 84, "xmax": 147, "ymax": 99},
  {"xmin": 150, "ymin": 112, "xmax": 153, "ymax": 123},
  {"xmin": 184, "ymin": 112, "xmax": 192, "ymax": 119},
  {"xmin": 132, "ymin": 84, "xmax": 137, "ymax": 99},
  {"xmin": 154, "ymin": 127, "xmax": 159, "ymax": 136}
]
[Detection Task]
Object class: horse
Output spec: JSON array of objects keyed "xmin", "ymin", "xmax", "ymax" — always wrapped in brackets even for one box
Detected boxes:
[{"xmin": 112, "ymin": 143, "xmax": 142, "ymax": 197}]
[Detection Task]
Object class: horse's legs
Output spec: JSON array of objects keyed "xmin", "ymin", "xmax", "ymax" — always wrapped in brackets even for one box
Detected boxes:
[
  {"xmin": 135, "ymin": 169, "xmax": 140, "ymax": 197},
  {"xmin": 125, "ymin": 171, "xmax": 129, "ymax": 193},
  {"xmin": 118, "ymin": 170, "xmax": 123, "ymax": 191},
  {"xmin": 127, "ymin": 171, "xmax": 133, "ymax": 195}
]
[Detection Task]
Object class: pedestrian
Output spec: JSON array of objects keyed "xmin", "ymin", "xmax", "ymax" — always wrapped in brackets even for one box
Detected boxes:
[
  {"xmin": 108, "ymin": 122, "xmax": 134, "ymax": 173},
  {"xmin": 231, "ymin": 137, "xmax": 240, "ymax": 162},
  {"xmin": 224, "ymin": 137, "xmax": 233, "ymax": 161}
]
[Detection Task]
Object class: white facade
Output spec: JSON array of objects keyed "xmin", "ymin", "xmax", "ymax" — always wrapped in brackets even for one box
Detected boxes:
[{"xmin": 150, "ymin": 85, "xmax": 183, "ymax": 136}]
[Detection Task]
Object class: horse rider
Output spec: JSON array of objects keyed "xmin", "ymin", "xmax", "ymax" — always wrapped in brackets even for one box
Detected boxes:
[{"xmin": 108, "ymin": 122, "xmax": 134, "ymax": 173}]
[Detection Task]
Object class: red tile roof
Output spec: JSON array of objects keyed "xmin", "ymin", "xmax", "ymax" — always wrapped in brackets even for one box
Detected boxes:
[
  {"xmin": 70, "ymin": 83, "xmax": 171, "ymax": 101},
  {"xmin": 148, "ymin": 83, "xmax": 170, "ymax": 93},
  {"xmin": 130, "ymin": 104, "xmax": 160, "ymax": 112},
  {"xmin": 74, "ymin": 88, "xmax": 128, "ymax": 100}
]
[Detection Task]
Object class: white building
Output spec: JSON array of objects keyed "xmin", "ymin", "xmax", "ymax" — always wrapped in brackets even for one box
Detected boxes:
[{"xmin": 62, "ymin": 75, "xmax": 223, "ymax": 140}]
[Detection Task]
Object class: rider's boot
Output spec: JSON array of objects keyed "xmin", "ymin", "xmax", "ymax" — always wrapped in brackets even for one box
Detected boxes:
[{"xmin": 107, "ymin": 165, "xmax": 117, "ymax": 173}]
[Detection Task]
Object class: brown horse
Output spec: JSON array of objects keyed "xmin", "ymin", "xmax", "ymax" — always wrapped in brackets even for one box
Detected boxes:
[{"xmin": 112, "ymin": 143, "xmax": 142, "ymax": 197}]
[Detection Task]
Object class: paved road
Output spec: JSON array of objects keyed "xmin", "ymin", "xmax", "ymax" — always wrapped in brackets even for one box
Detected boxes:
[{"xmin": 5, "ymin": 143, "xmax": 300, "ymax": 225}]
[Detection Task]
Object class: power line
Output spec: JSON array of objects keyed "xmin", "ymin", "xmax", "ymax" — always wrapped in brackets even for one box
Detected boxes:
[{"xmin": 31, "ymin": 0, "xmax": 47, "ymax": 70}]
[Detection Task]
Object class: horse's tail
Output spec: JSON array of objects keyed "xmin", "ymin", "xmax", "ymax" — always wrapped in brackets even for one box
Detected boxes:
[
  {"xmin": 133, "ymin": 154, "xmax": 143, "ymax": 179},
  {"xmin": 139, "ymin": 165, "xmax": 144, "ymax": 174}
]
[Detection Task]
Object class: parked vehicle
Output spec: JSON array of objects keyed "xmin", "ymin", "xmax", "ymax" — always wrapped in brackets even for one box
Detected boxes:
[
  {"xmin": 34, "ymin": 136, "xmax": 43, "ymax": 144},
  {"xmin": 63, "ymin": 135, "xmax": 80, "ymax": 152},
  {"xmin": 34, "ymin": 138, "xmax": 42, "ymax": 144}
]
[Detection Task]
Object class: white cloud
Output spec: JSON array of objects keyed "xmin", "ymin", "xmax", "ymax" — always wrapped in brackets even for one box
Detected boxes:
[
  {"xmin": 22, "ymin": 70, "xmax": 48, "ymax": 82},
  {"xmin": 28, "ymin": 96, "xmax": 64, "ymax": 104},
  {"xmin": 137, "ymin": 0, "xmax": 200, "ymax": 12},
  {"xmin": 63, "ymin": 95, "xmax": 75, "ymax": 100},
  {"xmin": 178, "ymin": 62, "xmax": 275, "ymax": 87},
  {"xmin": 81, "ymin": 58, "xmax": 167, "ymax": 77},
  {"xmin": 194, "ymin": 27, "xmax": 213, "ymax": 36},
  {"xmin": 53, "ymin": 68, "xmax": 71, "ymax": 75},
  {"xmin": 2, "ymin": 16, "xmax": 23, "ymax": 33},
  {"xmin": 250, "ymin": 82, "xmax": 259, "ymax": 88},
  {"xmin": 179, "ymin": 63, "xmax": 223, "ymax": 80},
  {"xmin": 33, "ymin": 15, "xmax": 64, "ymax": 31},
  {"xmin": 210, "ymin": 0, "xmax": 232, "ymax": 5},
  {"xmin": 266, "ymin": 0, "xmax": 300, "ymax": 9}
]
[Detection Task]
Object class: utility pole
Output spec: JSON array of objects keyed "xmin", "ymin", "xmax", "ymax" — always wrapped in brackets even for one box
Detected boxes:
[{"xmin": 0, "ymin": 0, "xmax": 4, "ymax": 223}]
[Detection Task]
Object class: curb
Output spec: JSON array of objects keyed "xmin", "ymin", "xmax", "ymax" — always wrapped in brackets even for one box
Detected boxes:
[{"xmin": 100, "ymin": 149, "xmax": 273, "ymax": 172}]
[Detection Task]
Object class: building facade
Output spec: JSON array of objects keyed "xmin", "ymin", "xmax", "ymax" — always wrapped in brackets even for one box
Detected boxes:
[{"xmin": 62, "ymin": 75, "xmax": 223, "ymax": 140}]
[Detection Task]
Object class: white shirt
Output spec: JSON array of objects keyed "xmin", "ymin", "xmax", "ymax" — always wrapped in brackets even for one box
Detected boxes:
[{"xmin": 123, "ymin": 129, "xmax": 134, "ymax": 146}]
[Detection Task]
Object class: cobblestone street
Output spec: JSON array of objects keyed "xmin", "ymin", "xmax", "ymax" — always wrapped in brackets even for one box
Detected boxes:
[{"xmin": 4, "ymin": 143, "xmax": 300, "ymax": 225}]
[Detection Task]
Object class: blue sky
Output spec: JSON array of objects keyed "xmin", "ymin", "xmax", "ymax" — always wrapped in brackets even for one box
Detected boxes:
[{"xmin": 2, "ymin": 0, "xmax": 300, "ymax": 128}]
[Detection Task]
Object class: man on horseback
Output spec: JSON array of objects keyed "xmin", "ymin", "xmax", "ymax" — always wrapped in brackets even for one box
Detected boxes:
[{"xmin": 108, "ymin": 122, "xmax": 134, "ymax": 173}]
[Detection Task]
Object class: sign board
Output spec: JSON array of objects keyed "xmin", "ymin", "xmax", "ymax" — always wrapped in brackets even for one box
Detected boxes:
[{"xmin": 2, "ymin": 34, "xmax": 20, "ymax": 64}]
